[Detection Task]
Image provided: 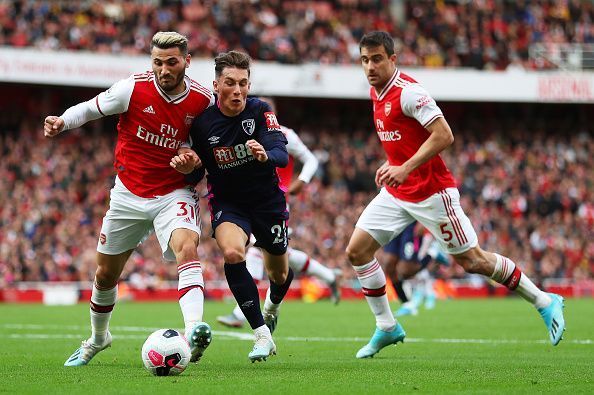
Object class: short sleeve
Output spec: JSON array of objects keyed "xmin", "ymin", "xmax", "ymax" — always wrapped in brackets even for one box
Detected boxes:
[
  {"xmin": 95, "ymin": 76, "xmax": 135, "ymax": 116},
  {"xmin": 400, "ymin": 83, "xmax": 443, "ymax": 128}
]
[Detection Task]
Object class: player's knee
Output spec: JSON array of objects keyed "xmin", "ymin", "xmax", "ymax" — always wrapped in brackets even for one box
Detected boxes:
[
  {"xmin": 174, "ymin": 240, "xmax": 199, "ymax": 263},
  {"xmin": 269, "ymin": 270, "xmax": 287, "ymax": 285},
  {"xmin": 221, "ymin": 247, "xmax": 245, "ymax": 264},
  {"xmin": 345, "ymin": 245, "xmax": 369, "ymax": 266},
  {"xmin": 95, "ymin": 267, "xmax": 119, "ymax": 288}
]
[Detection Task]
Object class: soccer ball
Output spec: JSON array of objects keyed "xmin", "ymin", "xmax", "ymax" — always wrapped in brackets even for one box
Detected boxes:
[{"xmin": 141, "ymin": 329, "xmax": 191, "ymax": 376}]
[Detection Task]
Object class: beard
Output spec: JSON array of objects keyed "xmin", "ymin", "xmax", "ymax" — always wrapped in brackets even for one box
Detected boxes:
[{"xmin": 158, "ymin": 73, "xmax": 184, "ymax": 93}]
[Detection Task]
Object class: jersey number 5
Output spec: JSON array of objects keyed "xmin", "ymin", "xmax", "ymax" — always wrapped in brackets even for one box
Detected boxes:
[{"xmin": 439, "ymin": 223, "xmax": 453, "ymax": 242}]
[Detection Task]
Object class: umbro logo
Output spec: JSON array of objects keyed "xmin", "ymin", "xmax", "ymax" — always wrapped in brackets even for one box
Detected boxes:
[
  {"xmin": 208, "ymin": 136, "xmax": 220, "ymax": 145},
  {"xmin": 241, "ymin": 300, "xmax": 254, "ymax": 308},
  {"xmin": 143, "ymin": 105, "xmax": 156, "ymax": 114}
]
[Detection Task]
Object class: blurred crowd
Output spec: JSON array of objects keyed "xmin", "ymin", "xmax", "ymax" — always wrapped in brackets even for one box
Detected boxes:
[
  {"xmin": 1, "ymin": 0, "xmax": 592, "ymax": 69},
  {"xmin": 1, "ymin": 93, "xmax": 592, "ymax": 288}
]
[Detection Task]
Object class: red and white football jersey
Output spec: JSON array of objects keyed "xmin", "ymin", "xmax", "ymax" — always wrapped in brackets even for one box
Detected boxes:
[
  {"xmin": 93, "ymin": 72, "xmax": 213, "ymax": 197},
  {"xmin": 276, "ymin": 125, "xmax": 319, "ymax": 193},
  {"xmin": 371, "ymin": 69, "xmax": 457, "ymax": 202}
]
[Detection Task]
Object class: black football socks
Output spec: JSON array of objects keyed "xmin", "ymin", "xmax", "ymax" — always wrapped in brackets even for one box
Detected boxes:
[
  {"xmin": 224, "ymin": 262, "xmax": 265, "ymax": 329},
  {"xmin": 269, "ymin": 268, "xmax": 295, "ymax": 304}
]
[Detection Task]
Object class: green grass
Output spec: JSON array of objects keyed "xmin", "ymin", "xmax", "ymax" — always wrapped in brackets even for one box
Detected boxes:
[{"xmin": 1, "ymin": 298, "xmax": 593, "ymax": 394}]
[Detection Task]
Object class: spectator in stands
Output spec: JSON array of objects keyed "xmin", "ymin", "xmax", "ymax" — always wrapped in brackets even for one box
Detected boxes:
[{"xmin": 1, "ymin": 1, "xmax": 591, "ymax": 69}]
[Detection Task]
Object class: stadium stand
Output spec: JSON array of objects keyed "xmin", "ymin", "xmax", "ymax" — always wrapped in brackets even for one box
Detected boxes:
[
  {"xmin": 0, "ymin": 0, "xmax": 592, "ymax": 69},
  {"xmin": 0, "ymin": 1, "xmax": 592, "ymax": 302},
  {"xmin": 1, "ymin": 86, "xmax": 592, "ymax": 290}
]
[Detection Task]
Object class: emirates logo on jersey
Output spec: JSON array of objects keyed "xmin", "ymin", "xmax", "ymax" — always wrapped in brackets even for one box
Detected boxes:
[{"xmin": 384, "ymin": 102, "xmax": 392, "ymax": 116}]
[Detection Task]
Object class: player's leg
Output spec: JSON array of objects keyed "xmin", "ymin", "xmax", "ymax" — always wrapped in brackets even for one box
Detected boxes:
[
  {"xmin": 217, "ymin": 246, "xmax": 265, "ymax": 328},
  {"xmin": 246, "ymin": 207, "xmax": 291, "ymax": 362},
  {"xmin": 346, "ymin": 189, "xmax": 415, "ymax": 358},
  {"xmin": 453, "ymin": 246, "xmax": 564, "ymax": 345},
  {"xmin": 288, "ymin": 247, "xmax": 341, "ymax": 304},
  {"xmin": 168, "ymin": 229, "xmax": 211, "ymax": 362},
  {"xmin": 155, "ymin": 188, "xmax": 211, "ymax": 362},
  {"xmin": 215, "ymin": 221, "xmax": 274, "ymax": 361},
  {"xmin": 261, "ymin": 249, "xmax": 293, "ymax": 334},
  {"xmin": 383, "ymin": 250, "xmax": 407, "ymax": 303},
  {"xmin": 419, "ymin": 266, "xmax": 437, "ymax": 309},
  {"xmin": 65, "ymin": 182, "xmax": 149, "ymax": 366},
  {"xmin": 64, "ymin": 250, "xmax": 131, "ymax": 366},
  {"xmin": 346, "ymin": 228, "xmax": 406, "ymax": 358},
  {"xmin": 421, "ymin": 242, "xmax": 449, "ymax": 309},
  {"xmin": 413, "ymin": 187, "xmax": 565, "ymax": 345},
  {"xmin": 394, "ymin": 260, "xmax": 423, "ymax": 317},
  {"xmin": 386, "ymin": 222, "xmax": 421, "ymax": 316}
]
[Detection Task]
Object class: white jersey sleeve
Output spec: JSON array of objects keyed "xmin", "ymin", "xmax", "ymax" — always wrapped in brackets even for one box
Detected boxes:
[
  {"xmin": 61, "ymin": 76, "xmax": 135, "ymax": 130},
  {"xmin": 283, "ymin": 126, "xmax": 319, "ymax": 183},
  {"xmin": 400, "ymin": 83, "xmax": 443, "ymax": 128}
]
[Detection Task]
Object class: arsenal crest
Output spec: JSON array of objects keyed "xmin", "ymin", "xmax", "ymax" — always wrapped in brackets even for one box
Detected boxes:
[
  {"xmin": 385, "ymin": 102, "xmax": 392, "ymax": 116},
  {"xmin": 185, "ymin": 114, "xmax": 195, "ymax": 126},
  {"xmin": 242, "ymin": 118, "xmax": 255, "ymax": 135}
]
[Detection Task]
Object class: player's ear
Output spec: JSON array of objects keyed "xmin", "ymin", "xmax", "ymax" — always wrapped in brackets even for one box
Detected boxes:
[
  {"xmin": 212, "ymin": 80, "xmax": 219, "ymax": 94},
  {"xmin": 185, "ymin": 54, "xmax": 191, "ymax": 68}
]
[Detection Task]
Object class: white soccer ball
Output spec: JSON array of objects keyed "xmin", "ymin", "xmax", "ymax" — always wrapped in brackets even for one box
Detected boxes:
[{"xmin": 141, "ymin": 329, "xmax": 191, "ymax": 376}]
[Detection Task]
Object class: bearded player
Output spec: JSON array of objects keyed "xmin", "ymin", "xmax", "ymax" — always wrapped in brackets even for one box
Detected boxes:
[{"xmin": 44, "ymin": 32, "xmax": 214, "ymax": 366}]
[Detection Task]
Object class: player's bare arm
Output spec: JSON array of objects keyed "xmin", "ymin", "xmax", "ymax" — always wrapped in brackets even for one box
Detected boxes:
[
  {"xmin": 43, "ymin": 116, "xmax": 65, "ymax": 137},
  {"xmin": 246, "ymin": 139, "xmax": 268, "ymax": 162},
  {"xmin": 378, "ymin": 118, "xmax": 454, "ymax": 187},
  {"xmin": 288, "ymin": 179, "xmax": 306, "ymax": 195}
]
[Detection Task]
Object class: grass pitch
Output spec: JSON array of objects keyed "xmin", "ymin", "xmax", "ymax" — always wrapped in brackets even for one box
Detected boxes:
[{"xmin": 1, "ymin": 298, "xmax": 592, "ymax": 394}]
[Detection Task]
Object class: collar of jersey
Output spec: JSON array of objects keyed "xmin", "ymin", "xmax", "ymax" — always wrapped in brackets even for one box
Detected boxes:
[
  {"xmin": 152, "ymin": 75, "xmax": 191, "ymax": 104},
  {"xmin": 376, "ymin": 69, "xmax": 400, "ymax": 101}
]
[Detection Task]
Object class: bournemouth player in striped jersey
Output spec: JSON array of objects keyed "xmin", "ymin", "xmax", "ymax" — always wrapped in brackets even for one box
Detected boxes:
[
  {"xmin": 346, "ymin": 31, "xmax": 566, "ymax": 359},
  {"xmin": 216, "ymin": 97, "xmax": 342, "ymax": 329},
  {"xmin": 43, "ymin": 32, "xmax": 214, "ymax": 367}
]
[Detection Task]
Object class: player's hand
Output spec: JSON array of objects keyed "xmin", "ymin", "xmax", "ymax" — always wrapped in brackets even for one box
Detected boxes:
[
  {"xmin": 378, "ymin": 165, "xmax": 409, "ymax": 188},
  {"xmin": 170, "ymin": 151, "xmax": 202, "ymax": 174},
  {"xmin": 246, "ymin": 139, "xmax": 268, "ymax": 162},
  {"xmin": 288, "ymin": 179, "xmax": 306, "ymax": 195},
  {"xmin": 375, "ymin": 161, "xmax": 390, "ymax": 187},
  {"xmin": 43, "ymin": 116, "xmax": 65, "ymax": 137},
  {"xmin": 178, "ymin": 146, "xmax": 194, "ymax": 156}
]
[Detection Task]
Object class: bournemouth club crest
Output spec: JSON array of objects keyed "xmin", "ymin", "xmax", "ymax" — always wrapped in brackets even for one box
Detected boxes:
[{"xmin": 242, "ymin": 119, "xmax": 255, "ymax": 135}]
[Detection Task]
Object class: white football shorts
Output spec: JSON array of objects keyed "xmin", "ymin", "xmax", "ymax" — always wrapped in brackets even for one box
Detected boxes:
[
  {"xmin": 355, "ymin": 187, "xmax": 478, "ymax": 255},
  {"xmin": 97, "ymin": 176, "xmax": 201, "ymax": 261}
]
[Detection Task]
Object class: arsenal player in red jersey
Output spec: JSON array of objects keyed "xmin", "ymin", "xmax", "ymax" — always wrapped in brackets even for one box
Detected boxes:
[
  {"xmin": 43, "ymin": 31, "xmax": 214, "ymax": 367},
  {"xmin": 345, "ymin": 31, "xmax": 566, "ymax": 359}
]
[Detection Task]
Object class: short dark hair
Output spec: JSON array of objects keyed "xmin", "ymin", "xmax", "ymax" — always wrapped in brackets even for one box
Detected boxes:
[
  {"xmin": 359, "ymin": 31, "xmax": 395, "ymax": 56},
  {"xmin": 214, "ymin": 50, "xmax": 251, "ymax": 78}
]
